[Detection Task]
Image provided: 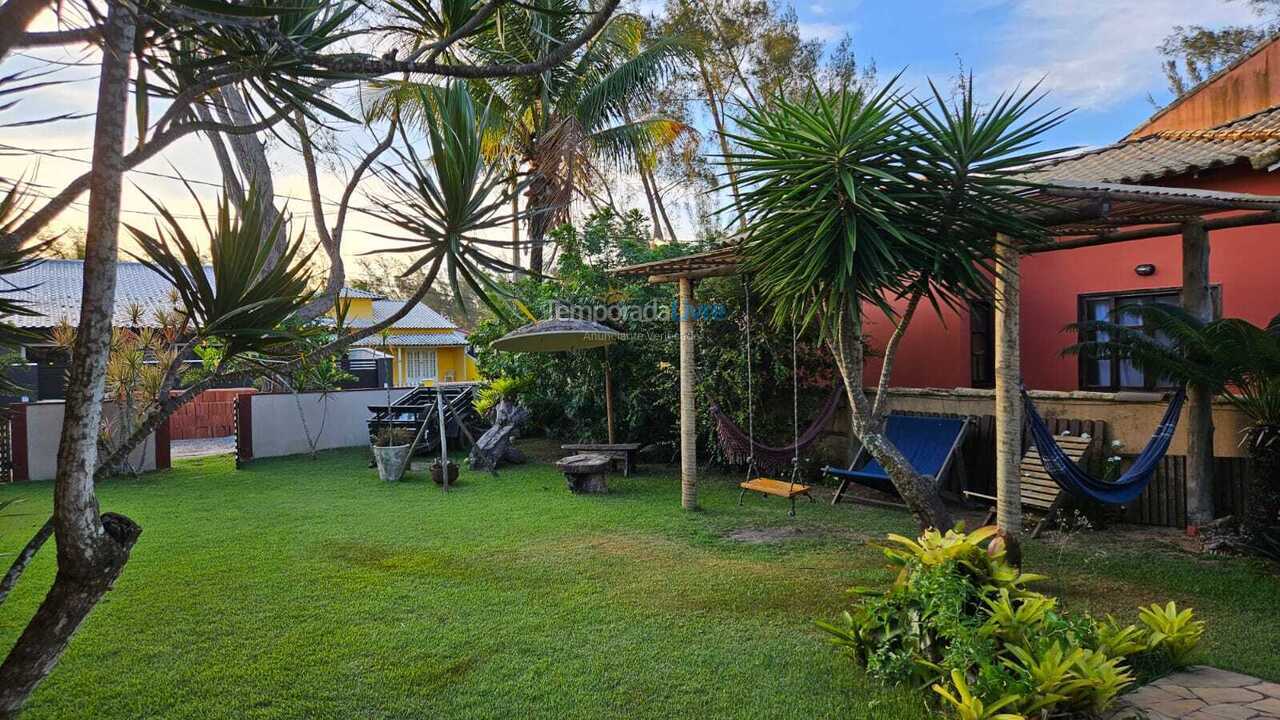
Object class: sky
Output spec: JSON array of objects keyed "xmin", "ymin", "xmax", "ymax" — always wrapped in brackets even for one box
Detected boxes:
[{"xmin": 0, "ymin": 0, "xmax": 1265, "ymax": 277}]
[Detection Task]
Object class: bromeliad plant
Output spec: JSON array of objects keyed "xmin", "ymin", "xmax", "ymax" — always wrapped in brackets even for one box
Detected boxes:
[{"xmin": 817, "ymin": 526, "xmax": 1205, "ymax": 719}]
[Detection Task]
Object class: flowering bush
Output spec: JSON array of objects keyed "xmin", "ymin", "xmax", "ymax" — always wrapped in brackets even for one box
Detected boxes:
[{"xmin": 817, "ymin": 526, "xmax": 1203, "ymax": 719}]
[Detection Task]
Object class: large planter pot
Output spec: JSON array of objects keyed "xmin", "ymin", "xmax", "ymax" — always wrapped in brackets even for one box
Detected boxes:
[
  {"xmin": 431, "ymin": 460, "xmax": 460, "ymax": 487},
  {"xmin": 373, "ymin": 444, "xmax": 411, "ymax": 482}
]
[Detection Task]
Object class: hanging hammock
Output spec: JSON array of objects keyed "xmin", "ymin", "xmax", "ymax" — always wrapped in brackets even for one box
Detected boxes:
[
  {"xmin": 1022, "ymin": 386, "xmax": 1186, "ymax": 505},
  {"xmin": 710, "ymin": 385, "xmax": 844, "ymax": 472}
]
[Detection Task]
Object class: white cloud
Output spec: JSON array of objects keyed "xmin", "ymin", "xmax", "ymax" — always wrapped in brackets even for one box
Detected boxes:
[
  {"xmin": 983, "ymin": 0, "xmax": 1259, "ymax": 109},
  {"xmin": 798, "ymin": 21, "xmax": 848, "ymax": 42}
]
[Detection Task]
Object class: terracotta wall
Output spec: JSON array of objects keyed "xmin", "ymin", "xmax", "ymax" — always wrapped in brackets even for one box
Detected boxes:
[
  {"xmin": 1127, "ymin": 39, "xmax": 1280, "ymax": 139},
  {"xmin": 168, "ymin": 388, "xmax": 255, "ymax": 440},
  {"xmin": 859, "ymin": 164, "xmax": 1280, "ymax": 392}
]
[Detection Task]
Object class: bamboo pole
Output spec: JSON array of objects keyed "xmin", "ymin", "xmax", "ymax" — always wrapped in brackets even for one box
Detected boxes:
[
  {"xmin": 1182, "ymin": 220, "xmax": 1215, "ymax": 526},
  {"xmin": 603, "ymin": 347, "xmax": 616, "ymax": 444},
  {"xmin": 678, "ymin": 276, "xmax": 698, "ymax": 510},
  {"xmin": 994, "ymin": 235, "xmax": 1023, "ymax": 545}
]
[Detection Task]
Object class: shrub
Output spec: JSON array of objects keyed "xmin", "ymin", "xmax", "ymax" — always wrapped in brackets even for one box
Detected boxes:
[{"xmin": 817, "ymin": 526, "xmax": 1204, "ymax": 719}]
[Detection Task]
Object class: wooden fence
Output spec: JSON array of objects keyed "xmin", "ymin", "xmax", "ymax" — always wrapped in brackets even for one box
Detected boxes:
[{"xmin": 942, "ymin": 412, "xmax": 1253, "ymax": 529}]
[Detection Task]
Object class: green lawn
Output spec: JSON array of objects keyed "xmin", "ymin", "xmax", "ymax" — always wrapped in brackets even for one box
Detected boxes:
[{"xmin": 1, "ymin": 443, "xmax": 1276, "ymax": 719}]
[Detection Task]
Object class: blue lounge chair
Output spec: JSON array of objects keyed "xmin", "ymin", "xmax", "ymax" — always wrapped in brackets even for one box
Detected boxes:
[{"xmin": 825, "ymin": 414, "xmax": 969, "ymax": 508}]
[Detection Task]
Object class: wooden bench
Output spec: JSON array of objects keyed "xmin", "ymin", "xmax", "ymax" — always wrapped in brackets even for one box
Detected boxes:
[
  {"xmin": 560, "ymin": 443, "xmax": 642, "ymax": 477},
  {"xmin": 556, "ymin": 454, "xmax": 612, "ymax": 494},
  {"xmin": 965, "ymin": 432, "xmax": 1098, "ymax": 538}
]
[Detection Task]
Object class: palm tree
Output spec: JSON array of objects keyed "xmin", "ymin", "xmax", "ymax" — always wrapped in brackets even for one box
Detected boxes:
[
  {"xmin": 369, "ymin": 1, "xmax": 691, "ymax": 274},
  {"xmin": 1070, "ymin": 305, "xmax": 1280, "ymax": 545},
  {"xmin": 726, "ymin": 79, "xmax": 1068, "ymax": 531}
]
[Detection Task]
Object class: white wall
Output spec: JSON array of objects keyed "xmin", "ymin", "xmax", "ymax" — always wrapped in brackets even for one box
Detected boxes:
[
  {"xmin": 246, "ymin": 388, "xmax": 402, "ymax": 459},
  {"xmin": 24, "ymin": 401, "xmax": 159, "ymax": 481}
]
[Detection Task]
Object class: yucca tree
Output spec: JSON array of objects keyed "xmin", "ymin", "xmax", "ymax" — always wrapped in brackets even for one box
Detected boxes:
[
  {"xmin": 726, "ymin": 79, "xmax": 1068, "ymax": 531},
  {"xmin": 369, "ymin": 1, "xmax": 691, "ymax": 274},
  {"xmin": 1070, "ymin": 305, "xmax": 1280, "ymax": 540}
]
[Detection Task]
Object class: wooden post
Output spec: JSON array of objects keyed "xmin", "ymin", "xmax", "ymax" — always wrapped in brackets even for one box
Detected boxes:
[
  {"xmin": 603, "ymin": 348, "xmax": 616, "ymax": 444},
  {"xmin": 1182, "ymin": 220, "xmax": 1215, "ymax": 527},
  {"xmin": 678, "ymin": 276, "xmax": 698, "ymax": 510},
  {"xmin": 994, "ymin": 235, "xmax": 1023, "ymax": 547}
]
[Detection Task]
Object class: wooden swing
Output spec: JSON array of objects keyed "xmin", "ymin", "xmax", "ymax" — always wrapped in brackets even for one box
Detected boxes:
[{"xmin": 734, "ymin": 280, "xmax": 813, "ymax": 516}]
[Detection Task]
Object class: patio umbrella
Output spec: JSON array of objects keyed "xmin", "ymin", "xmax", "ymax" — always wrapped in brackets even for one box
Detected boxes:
[{"xmin": 490, "ymin": 319, "xmax": 623, "ymax": 442}]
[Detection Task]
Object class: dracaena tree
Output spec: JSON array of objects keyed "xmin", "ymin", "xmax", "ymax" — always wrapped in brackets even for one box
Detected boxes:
[{"xmin": 726, "ymin": 79, "xmax": 1068, "ymax": 531}]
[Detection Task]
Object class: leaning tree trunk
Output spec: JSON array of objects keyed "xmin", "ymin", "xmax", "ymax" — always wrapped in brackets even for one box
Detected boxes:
[
  {"xmin": 469, "ymin": 399, "xmax": 529, "ymax": 472},
  {"xmin": 0, "ymin": 4, "xmax": 142, "ymax": 715},
  {"xmin": 827, "ymin": 299, "xmax": 953, "ymax": 531}
]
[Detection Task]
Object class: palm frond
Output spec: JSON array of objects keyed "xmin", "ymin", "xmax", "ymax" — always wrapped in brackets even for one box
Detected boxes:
[
  {"xmin": 360, "ymin": 82, "xmax": 526, "ymax": 321},
  {"xmin": 125, "ymin": 184, "xmax": 317, "ymax": 358}
]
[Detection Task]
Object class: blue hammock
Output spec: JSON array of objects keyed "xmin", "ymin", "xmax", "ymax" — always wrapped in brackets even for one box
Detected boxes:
[{"xmin": 1022, "ymin": 386, "xmax": 1186, "ymax": 505}]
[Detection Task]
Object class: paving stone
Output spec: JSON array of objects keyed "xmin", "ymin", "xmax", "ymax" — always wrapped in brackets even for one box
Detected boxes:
[
  {"xmin": 1251, "ymin": 683, "xmax": 1280, "ymax": 700},
  {"xmin": 1192, "ymin": 688, "xmax": 1266, "ymax": 705},
  {"xmin": 1246, "ymin": 697, "xmax": 1280, "ymax": 716},
  {"xmin": 1132, "ymin": 686, "xmax": 1193, "ymax": 705},
  {"xmin": 1149, "ymin": 698, "xmax": 1210, "ymax": 717},
  {"xmin": 1183, "ymin": 668, "xmax": 1262, "ymax": 689},
  {"xmin": 1195, "ymin": 703, "xmax": 1264, "ymax": 719}
]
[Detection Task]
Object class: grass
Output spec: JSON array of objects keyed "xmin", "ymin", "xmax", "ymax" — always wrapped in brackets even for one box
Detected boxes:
[{"xmin": 1, "ymin": 441, "xmax": 1277, "ymax": 719}]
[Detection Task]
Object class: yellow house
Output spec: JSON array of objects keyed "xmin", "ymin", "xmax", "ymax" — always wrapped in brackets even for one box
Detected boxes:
[{"xmin": 334, "ymin": 288, "xmax": 479, "ymax": 386}]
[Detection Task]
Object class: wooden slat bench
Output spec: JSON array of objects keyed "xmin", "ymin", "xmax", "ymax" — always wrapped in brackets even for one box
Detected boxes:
[
  {"xmin": 560, "ymin": 443, "xmax": 642, "ymax": 476},
  {"xmin": 965, "ymin": 432, "xmax": 1097, "ymax": 538}
]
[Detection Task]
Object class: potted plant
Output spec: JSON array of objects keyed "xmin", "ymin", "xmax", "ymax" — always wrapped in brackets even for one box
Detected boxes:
[
  {"xmin": 371, "ymin": 426, "xmax": 413, "ymax": 482},
  {"xmin": 430, "ymin": 459, "xmax": 459, "ymax": 486}
]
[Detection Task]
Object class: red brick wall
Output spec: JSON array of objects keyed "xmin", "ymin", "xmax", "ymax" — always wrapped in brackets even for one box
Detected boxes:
[{"xmin": 168, "ymin": 388, "xmax": 255, "ymax": 440}]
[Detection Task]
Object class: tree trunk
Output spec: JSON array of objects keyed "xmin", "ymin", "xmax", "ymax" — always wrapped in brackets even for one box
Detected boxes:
[
  {"xmin": 1182, "ymin": 220, "xmax": 1215, "ymax": 527},
  {"xmin": 994, "ymin": 236, "xmax": 1023, "ymax": 560},
  {"xmin": 697, "ymin": 59, "xmax": 744, "ymax": 230},
  {"xmin": 510, "ymin": 160, "xmax": 521, "ymax": 279},
  {"xmin": 213, "ymin": 86, "xmax": 284, "ymax": 272},
  {"xmin": 678, "ymin": 277, "xmax": 699, "ymax": 510},
  {"xmin": 649, "ymin": 170, "xmax": 679, "ymax": 241},
  {"xmin": 827, "ymin": 299, "xmax": 953, "ymax": 531},
  {"xmin": 468, "ymin": 399, "xmax": 529, "ymax": 472},
  {"xmin": 0, "ymin": 4, "xmax": 141, "ymax": 715},
  {"xmin": 0, "ymin": 0, "xmax": 48, "ymax": 65},
  {"xmin": 638, "ymin": 167, "xmax": 665, "ymax": 242}
]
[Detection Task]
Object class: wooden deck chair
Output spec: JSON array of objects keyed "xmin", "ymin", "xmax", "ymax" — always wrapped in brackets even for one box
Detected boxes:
[
  {"xmin": 824, "ymin": 415, "xmax": 970, "ymax": 510},
  {"xmin": 964, "ymin": 432, "xmax": 1098, "ymax": 538}
]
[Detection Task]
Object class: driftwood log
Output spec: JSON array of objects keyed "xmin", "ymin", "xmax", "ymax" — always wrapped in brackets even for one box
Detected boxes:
[{"xmin": 468, "ymin": 399, "xmax": 529, "ymax": 473}]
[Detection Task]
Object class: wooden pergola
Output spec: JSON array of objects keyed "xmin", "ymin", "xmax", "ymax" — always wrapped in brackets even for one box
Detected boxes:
[{"xmin": 613, "ymin": 180, "xmax": 1280, "ymax": 530}]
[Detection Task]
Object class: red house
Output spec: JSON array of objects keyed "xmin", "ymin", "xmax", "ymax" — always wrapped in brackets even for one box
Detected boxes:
[{"xmin": 865, "ymin": 40, "xmax": 1280, "ymax": 395}]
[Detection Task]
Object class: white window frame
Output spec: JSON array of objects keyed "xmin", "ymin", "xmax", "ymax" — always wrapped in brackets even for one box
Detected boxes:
[{"xmin": 403, "ymin": 348, "xmax": 437, "ymax": 385}]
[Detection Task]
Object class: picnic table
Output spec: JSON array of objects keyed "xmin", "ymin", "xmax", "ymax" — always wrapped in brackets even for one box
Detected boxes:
[{"xmin": 559, "ymin": 442, "xmax": 642, "ymax": 476}]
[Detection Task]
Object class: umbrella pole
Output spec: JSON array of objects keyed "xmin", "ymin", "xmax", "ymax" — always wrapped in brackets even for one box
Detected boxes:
[{"xmin": 604, "ymin": 347, "xmax": 616, "ymax": 444}]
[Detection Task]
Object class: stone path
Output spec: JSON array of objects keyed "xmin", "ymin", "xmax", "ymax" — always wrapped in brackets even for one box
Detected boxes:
[
  {"xmin": 171, "ymin": 435, "xmax": 235, "ymax": 459},
  {"xmin": 1107, "ymin": 666, "xmax": 1280, "ymax": 719}
]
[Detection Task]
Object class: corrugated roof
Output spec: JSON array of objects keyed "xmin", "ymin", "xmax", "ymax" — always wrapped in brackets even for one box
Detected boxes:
[
  {"xmin": 352, "ymin": 331, "xmax": 468, "ymax": 347},
  {"xmin": 1019, "ymin": 106, "xmax": 1280, "ymax": 184},
  {"xmin": 340, "ymin": 298, "xmax": 456, "ymax": 330},
  {"xmin": 340, "ymin": 287, "xmax": 384, "ymax": 299},
  {"xmin": 1, "ymin": 259, "xmax": 207, "ymax": 329}
]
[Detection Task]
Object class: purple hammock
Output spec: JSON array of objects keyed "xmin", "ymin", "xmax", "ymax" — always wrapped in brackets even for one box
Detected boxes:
[{"xmin": 710, "ymin": 386, "xmax": 844, "ymax": 472}]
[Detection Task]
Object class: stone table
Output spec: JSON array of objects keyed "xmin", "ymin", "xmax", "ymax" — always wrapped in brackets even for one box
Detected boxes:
[{"xmin": 555, "ymin": 454, "xmax": 612, "ymax": 494}]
